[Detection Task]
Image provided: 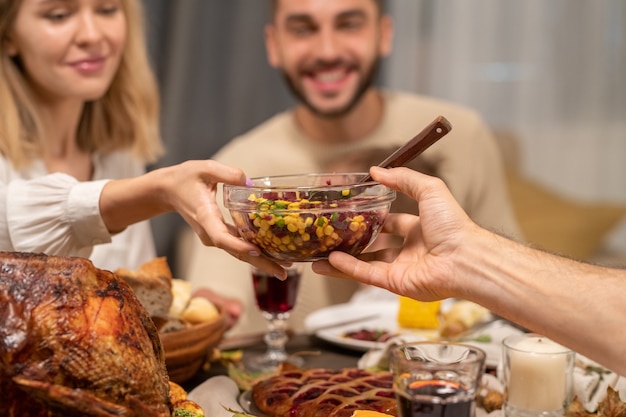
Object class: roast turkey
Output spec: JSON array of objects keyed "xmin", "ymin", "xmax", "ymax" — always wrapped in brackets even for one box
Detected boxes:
[{"xmin": 0, "ymin": 251, "xmax": 171, "ymax": 416}]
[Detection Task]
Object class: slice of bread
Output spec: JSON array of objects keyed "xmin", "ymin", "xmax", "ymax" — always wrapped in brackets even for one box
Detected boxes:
[
  {"xmin": 169, "ymin": 278, "xmax": 193, "ymax": 318},
  {"xmin": 115, "ymin": 257, "xmax": 173, "ymax": 318}
]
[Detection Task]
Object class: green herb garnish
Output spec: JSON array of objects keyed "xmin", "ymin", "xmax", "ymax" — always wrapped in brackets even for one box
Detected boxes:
[{"xmin": 173, "ymin": 408, "xmax": 202, "ymax": 417}]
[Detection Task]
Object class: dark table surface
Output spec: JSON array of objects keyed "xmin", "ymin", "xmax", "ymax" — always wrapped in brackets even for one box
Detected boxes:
[{"xmin": 182, "ymin": 333, "xmax": 364, "ymax": 392}]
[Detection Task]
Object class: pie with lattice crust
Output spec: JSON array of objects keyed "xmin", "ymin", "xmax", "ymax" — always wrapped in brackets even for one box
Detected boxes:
[{"xmin": 251, "ymin": 368, "xmax": 397, "ymax": 417}]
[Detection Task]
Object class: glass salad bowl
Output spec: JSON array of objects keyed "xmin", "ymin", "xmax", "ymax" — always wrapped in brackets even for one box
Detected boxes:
[{"xmin": 223, "ymin": 173, "xmax": 396, "ymax": 262}]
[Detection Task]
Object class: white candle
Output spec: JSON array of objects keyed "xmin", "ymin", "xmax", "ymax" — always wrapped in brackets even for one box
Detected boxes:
[{"xmin": 505, "ymin": 335, "xmax": 573, "ymax": 412}]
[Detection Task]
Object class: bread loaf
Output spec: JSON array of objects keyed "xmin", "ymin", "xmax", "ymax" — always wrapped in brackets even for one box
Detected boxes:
[
  {"xmin": 181, "ymin": 297, "xmax": 219, "ymax": 324},
  {"xmin": 115, "ymin": 257, "xmax": 173, "ymax": 318},
  {"xmin": 116, "ymin": 257, "xmax": 220, "ymax": 332}
]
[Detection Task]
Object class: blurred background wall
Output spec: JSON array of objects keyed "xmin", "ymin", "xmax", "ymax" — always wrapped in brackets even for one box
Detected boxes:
[{"xmin": 142, "ymin": 0, "xmax": 626, "ymax": 271}]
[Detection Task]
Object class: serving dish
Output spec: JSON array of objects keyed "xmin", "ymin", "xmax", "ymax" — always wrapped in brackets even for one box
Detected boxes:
[
  {"xmin": 304, "ymin": 300, "xmax": 505, "ymax": 366},
  {"xmin": 203, "ymin": 375, "xmax": 501, "ymax": 417},
  {"xmin": 224, "ymin": 173, "xmax": 395, "ymax": 262},
  {"xmin": 238, "ymin": 390, "xmax": 267, "ymax": 417}
]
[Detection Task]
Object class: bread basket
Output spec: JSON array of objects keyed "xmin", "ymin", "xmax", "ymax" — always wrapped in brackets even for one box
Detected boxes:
[{"xmin": 159, "ymin": 306, "xmax": 228, "ymax": 383}]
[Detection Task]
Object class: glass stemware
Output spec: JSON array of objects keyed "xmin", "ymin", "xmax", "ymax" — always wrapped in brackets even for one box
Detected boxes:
[{"xmin": 247, "ymin": 264, "xmax": 303, "ymax": 372}]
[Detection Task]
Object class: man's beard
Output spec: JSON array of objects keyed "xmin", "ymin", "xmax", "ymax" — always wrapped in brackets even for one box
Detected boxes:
[{"xmin": 281, "ymin": 58, "xmax": 381, "ymax": 119}]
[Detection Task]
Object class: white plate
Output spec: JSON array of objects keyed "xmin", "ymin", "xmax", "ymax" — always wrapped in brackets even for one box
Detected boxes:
[
  {"xmin": 305, "ymin": 301, "xmax": 520, "ymax": 369},
  {"xmin": 304, "ymin": 301, "xmax": 439, "ymax": 352}
]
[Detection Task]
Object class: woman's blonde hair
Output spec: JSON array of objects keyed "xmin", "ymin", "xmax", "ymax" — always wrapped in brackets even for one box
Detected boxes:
[{"xmin": 0, "ymin": 0, "xmax": 164, "ymax": 168}]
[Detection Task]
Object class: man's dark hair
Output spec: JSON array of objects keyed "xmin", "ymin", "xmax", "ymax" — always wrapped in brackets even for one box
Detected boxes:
[{"xmin": 269, "ymin": 0, "xmax": 384, "ymax": 18}]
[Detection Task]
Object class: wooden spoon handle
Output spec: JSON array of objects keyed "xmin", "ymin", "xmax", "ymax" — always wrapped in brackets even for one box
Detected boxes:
[{"xmin": 359, "ymin": 115, "xmax": 452, "ymax": 183}]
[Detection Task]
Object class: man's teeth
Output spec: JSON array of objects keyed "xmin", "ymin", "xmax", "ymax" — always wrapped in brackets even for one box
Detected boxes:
[{"xmin": 315, "ymin": 71, "xmax": 344, "ymax": 82}]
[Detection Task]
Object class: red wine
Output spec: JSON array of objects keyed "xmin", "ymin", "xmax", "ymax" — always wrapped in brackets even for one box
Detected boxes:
[
  {"xmin": 253, "ymin": 269, "xmax": 301, "ymax": 313},
  {"xmin": 397, "ymin": 380, "xmax": 473, "ymax": 417}
]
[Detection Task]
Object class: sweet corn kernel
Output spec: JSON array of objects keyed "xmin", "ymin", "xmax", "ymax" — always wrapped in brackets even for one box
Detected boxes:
[{"xmin": 235, "ymin": 188, "xmax": 389, "ymax": 261}]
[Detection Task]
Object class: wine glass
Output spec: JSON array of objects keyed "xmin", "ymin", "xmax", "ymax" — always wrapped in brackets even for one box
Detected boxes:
[{"xmin": 247, "ymin": 264, "xmax": 304, "ymax": 372}]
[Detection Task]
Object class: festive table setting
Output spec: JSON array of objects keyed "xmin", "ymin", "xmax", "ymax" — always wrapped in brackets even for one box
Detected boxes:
[
  {"xmin": 181, "ymin": 296, "xmax": 626, "ymax": 417},
  {"xmin": 2, "ymin": 117, "xmax": 625, "ymax": 417}
]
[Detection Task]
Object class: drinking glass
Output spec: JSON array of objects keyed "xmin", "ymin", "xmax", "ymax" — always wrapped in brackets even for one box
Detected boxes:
[
  {"xmin": 247, "ymin": 264, "xmax": 303, "ymax": 372},
  {"xmin": 390, "ymin": 341, "xmax": 486, "ymax": 417}
]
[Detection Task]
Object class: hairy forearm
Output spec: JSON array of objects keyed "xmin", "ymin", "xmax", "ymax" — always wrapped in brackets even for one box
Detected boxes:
[{"xmin": 458, "ymin": 227, "xmax": 626, "ymax": 375}]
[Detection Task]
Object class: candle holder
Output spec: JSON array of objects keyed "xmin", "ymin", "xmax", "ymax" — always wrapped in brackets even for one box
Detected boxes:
[{"xmin": 502, "ymin": 334, "xmax": 575, "ymax": 417}]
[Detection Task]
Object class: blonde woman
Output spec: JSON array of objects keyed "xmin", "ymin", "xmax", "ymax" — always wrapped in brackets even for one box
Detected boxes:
[{"xmin": 0, "ymin": 0, "xmax": 284, "ymax": 288}]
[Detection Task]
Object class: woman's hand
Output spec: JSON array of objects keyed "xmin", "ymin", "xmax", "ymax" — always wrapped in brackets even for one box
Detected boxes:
[
  {"xmin": 165, "ymin": 160, "xmax": 288, "ymax": 279},
  {"xmin": 101, "ymin": 160, "xmax": 288, "ymax": 279}
]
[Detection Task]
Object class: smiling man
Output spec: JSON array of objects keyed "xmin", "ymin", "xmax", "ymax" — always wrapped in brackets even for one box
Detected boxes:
[
  {"xmin": 266, "ymin": 0, "xmax": 390, "ymax": 124},
  {"xmin": 185, "ymin": 0, "xmax": 523, "ymax": 336}
]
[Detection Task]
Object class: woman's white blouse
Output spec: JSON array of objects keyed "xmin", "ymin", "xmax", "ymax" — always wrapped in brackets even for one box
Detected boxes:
[{"xmin": 0, "ymin": 151, "xmax": 156, "ymax": 271}]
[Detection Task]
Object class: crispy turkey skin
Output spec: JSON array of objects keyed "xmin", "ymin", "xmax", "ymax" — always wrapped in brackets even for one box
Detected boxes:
[{"xmin": 0, "ymin": 252, "xmax": 171, "ymax": 417}]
